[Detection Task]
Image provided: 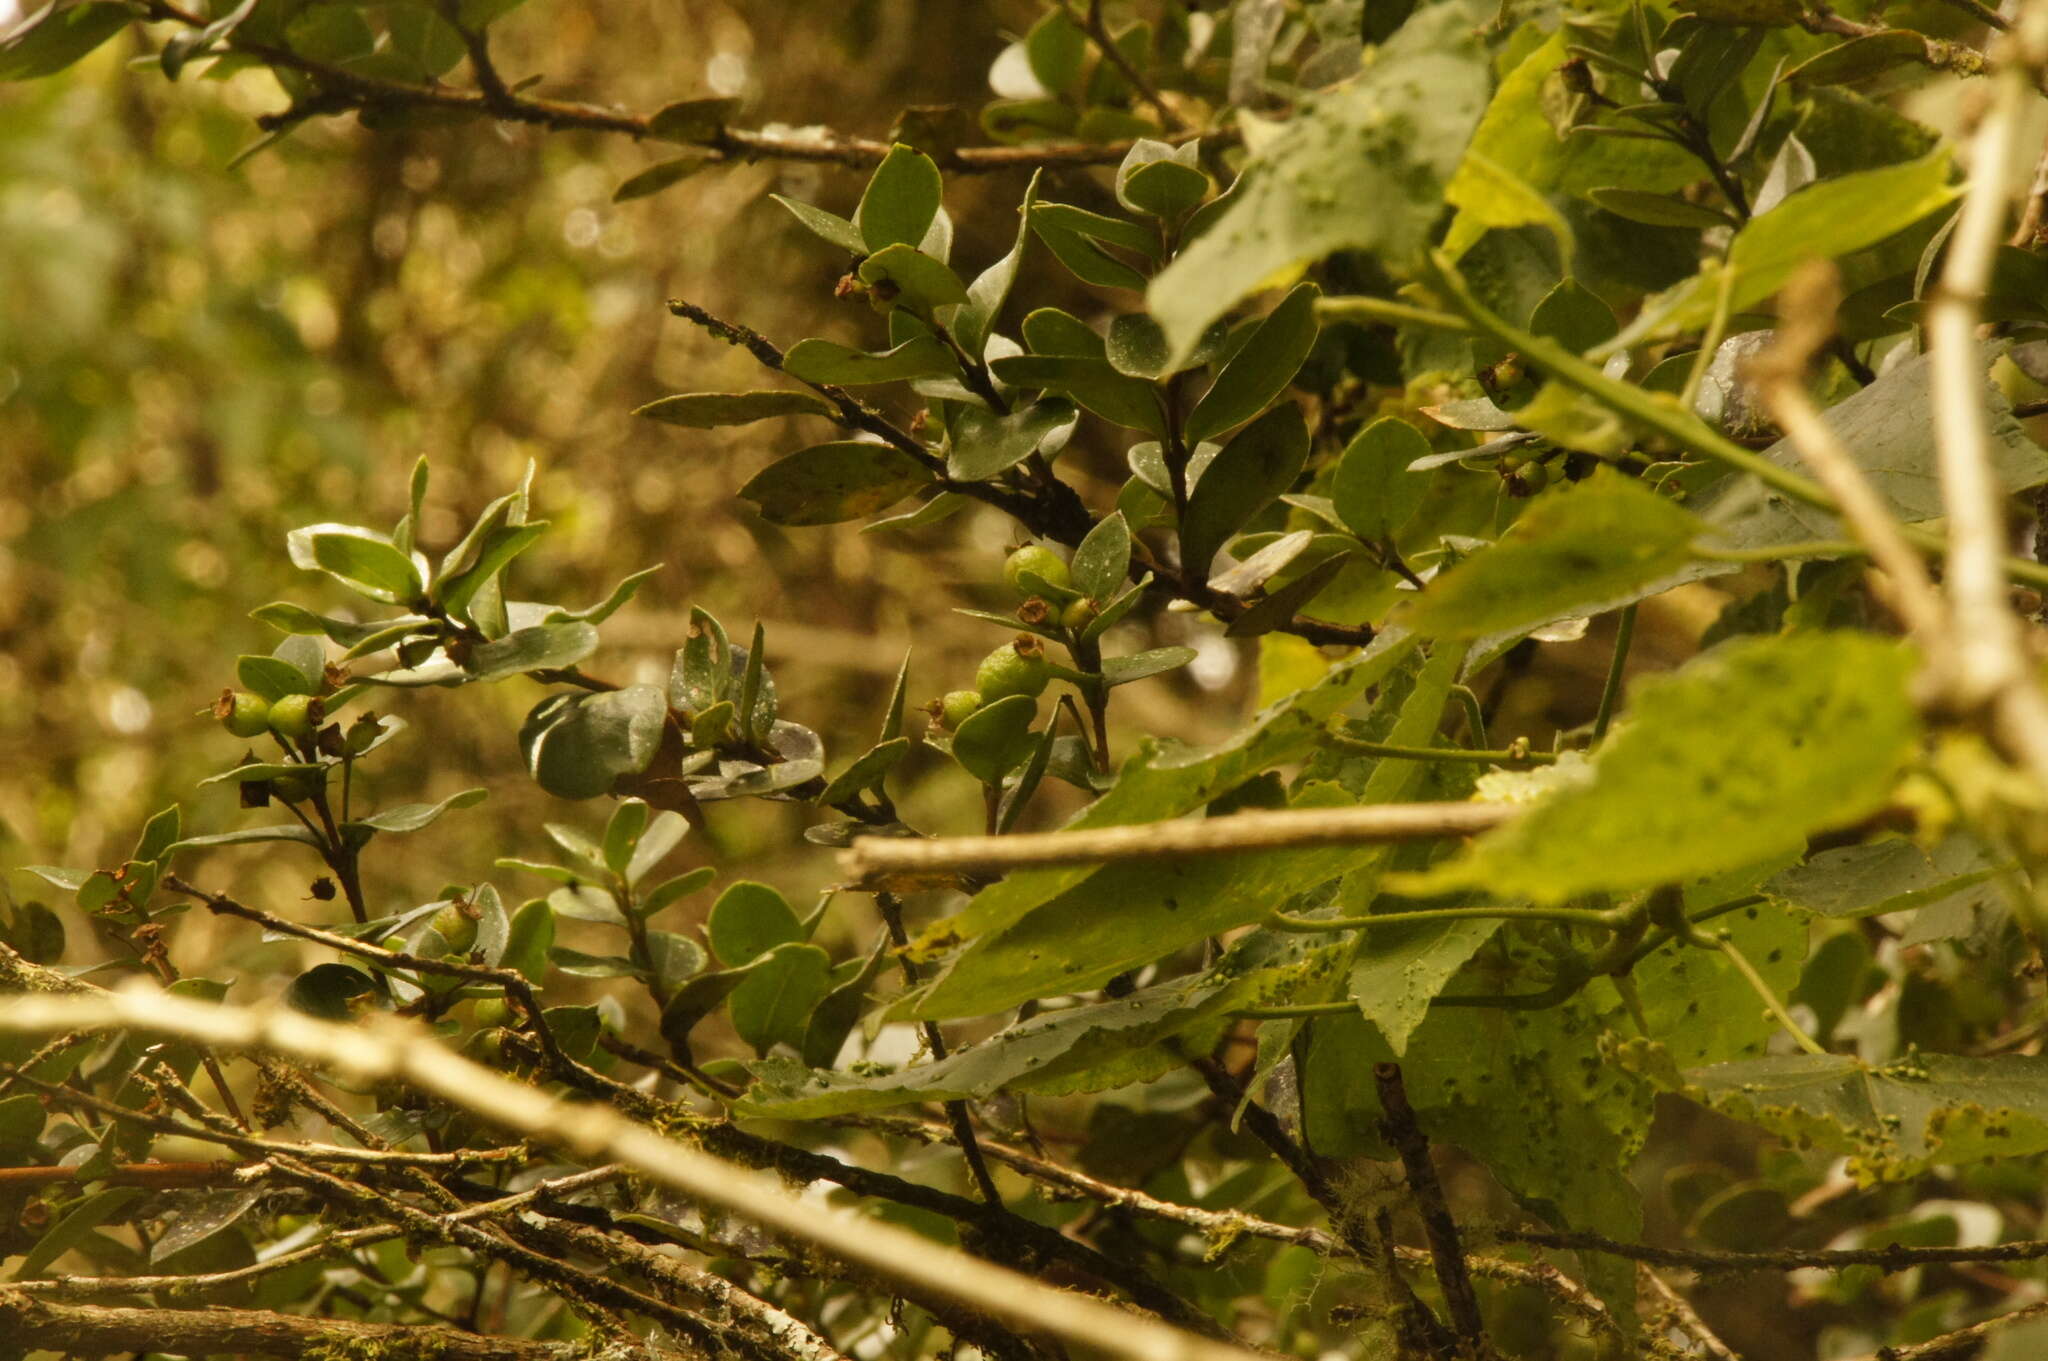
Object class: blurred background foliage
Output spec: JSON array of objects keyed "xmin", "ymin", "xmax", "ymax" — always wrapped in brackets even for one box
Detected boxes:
[{"xmin": 0, "ymin": 1, "xmax": 1260, "ymax": 946}]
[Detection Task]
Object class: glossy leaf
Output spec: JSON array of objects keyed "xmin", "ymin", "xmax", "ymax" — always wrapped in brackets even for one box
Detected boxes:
[
  {"xmin": 635, "ymin": 391, "xmax": 836, "ymax": 427},
  {"xmin": 1184, "ymin": 282, "xmax": 1320, "ymax": 445},
  {"xmin": 1332, "ymin": 417, "xmax": 1431, "ymax": 543},
  {"xmin": 1403, "ymin": 633, "xmax": 1921, "ymax": 903},
  {"xmin": 739, "ymin": 442, "xmax": 933, "ymax": 526},
  {"xmin": 855, "ymin": 144, "xmax": 944, "ymax": 253},
  {"xmin": 1403, "ymin": 471, "xmax": 1703, "ymax": 639},
  {"xmin": 1179, "ymin": 404, "xmax": 1310, "ymax": 577}
]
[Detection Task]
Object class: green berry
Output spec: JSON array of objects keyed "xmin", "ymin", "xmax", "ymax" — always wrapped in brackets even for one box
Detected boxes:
[
  {"xmin": 267, "ymin": 693, "xmax": 324, "ymax": 741},
  {"xmin": 215, "ymin": 690, "xmax": 271, "ymax": 738},
  {"xmin": 270, "ymin": 767, "xmax": 324, "ymax": 803},
  {"xmin": 976, "ymin": 638, "xmax": 1051, "ymax": 702},
  {"xmin": 939, "ymin": 689, "xmax": 984, "ymax": 730},
  {"xmin": 343, "ymin": 714, "xmax": 383, "ymax": 755},
  {"xmin": 1060, "ymin": 597, "xmax": 1098, "ymax": 632},
  {"xmin": 472, "ymin": 997, "xmax": 512, "ymax": 1028},
  {"xmin": 433, "ymin": 901, "xmax": 479, "ymax": 953},
  {"xmin": 1003, "ymin": 545, "xmax": 1071, "ymax": 598}
]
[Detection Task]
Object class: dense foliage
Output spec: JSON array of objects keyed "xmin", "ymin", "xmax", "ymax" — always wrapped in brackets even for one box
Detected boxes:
[{"xmin": 7, "ymin": 1, "xmax": 2048, "ymax": 1358}]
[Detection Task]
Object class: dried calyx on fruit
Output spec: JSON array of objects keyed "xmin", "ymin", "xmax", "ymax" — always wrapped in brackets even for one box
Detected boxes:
[
  {"xmin": 976, "ymin": 636, "xmax": 1051, "ymax": 701},
  {"xmin": 214, "ymin": 690, "xmax": 271, "ymax": 738}
]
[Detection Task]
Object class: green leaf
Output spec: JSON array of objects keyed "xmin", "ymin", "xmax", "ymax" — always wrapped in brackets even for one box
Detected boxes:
[
  {"xmin": 987, "ymin": 355, "xmax": 1164, "ymax": 434},
  {"xmin": 1021, "ymin": 307, "xmax": 1106, "ymax": 359},
  {"xmin": 1784, "ymin": 30, "xmax": 1930, "ymax": 87},
  {"xmin": 672, "ymin": 608, "xmax": 731, "ymax": 711},
  {"xmin": 909, "ymin": 631, "xmax": 1420, "ymax": 972},
  {"xmin": 1697, "ymin": 348, "xmax": 2048, "ymax": 554},
  {"xmin": 1765, "ymin": 835, "xmax": 2005, "ymax": 927},
  {"xmin": 858, "ymin": 243, "xmax": 969, "ymax": 313},
  {"xmin": 1105, "ymin": 313, "xmax": 1172, "ymax": 379},
  {"xmin": 283, "ymin": 964, "xmax": 377, "ymax": 1023},
  {"xmin": 1070, "ymin": 513, "xmax": 1132, "ymax": 600},
  {"xmin": 729, "ymin": 942, "xmax": 834, "ymax": 1057},
  {"xmin": 641, "ymin": 866, "xmax": 717, "ymax": 918},
  {"xmin": 801, "ymin": 932, "xmax": 891, "ymax": 1068},
  {"xmin": 166, "ymin": 825, "xmax": 324, "ymax": 852},
  {"xmin": 0, "ymin": 2, "xmax": 133, "ymax": 82},
  {"xmin": 1099, "ymin": 647, "xmax": 1195, "ymax": 688},
  {"xmin": 1635, "ymin": 893, "xmax": 1808, "ymax": 1068},
  {"xmin": 1184, "ymin": 282, "xmax": 1320, "ymax": 445},
  {"xmin": 614, "ymin": 155, "xmax": 712, "ymax": 202},
  {"xmin": 1402, "ymin": 633, "xmax": 1921, "ymax": 903},
  {"xmin": 626, "ymin": 812, "xmax": 691, "ymax": 887},
  {"xmin": 545, "ymin": 565, "xmax": 664, "ymax": 626},
  {"xmin": 738, "ymin": 442, "xmax": 934, "ymax": 526},
  {"xmin": 1332, "ymin": 417, "xmax": 1431, "ymax": 543},
  {"xmin": 1030, "ymin": 206, "xmax": 1150, "ymax": 291},
  {"xmin": 15, "ymin": 1187, "xmax": 147, "ymax": 1281},
  {"xmin": 1528, "ymin": 279, "xmax": 1619, "ymax": 355},
  {"xmin": 351, "ymin": 787, "xmax": 486, "ymax": 834},
  {"xmin": 438, "ymin": 523, "xmax": 548, "ymax": 621},
  {"xmin": 1148, "ymin": 2, "xmax": 1488, "ymax": 361},
  {"xmin": 521, "ymin": 685, "xmax": 668, "ymax": 801},
  {"xmin": 856, "ymin": 144, "xmax": 944, "ymax": 253},
  {"xmin": 1347, "ymin": 916, "xmax": 1499, "ymax": 1055},
  {"xmin": 1616, "ymin": 150, "xmax": 1960, "ymax": 346},
  {"xmin": 635, "ymin": 390, "xmax": 836, "ymax": 427},
  {"xmin": 1443, "ymin": 31, "xmax": 1699, "ymax": 255},
  {"xmin": 947, "ymin": 399, "xmax": 1079, "ymax": 481},
  {"xmin": 708, "ymin": 880, "xmax": 803, "ymax": 967},
  {"xmin": 954, "ymin": 170, "xmax": 1040, "ymax": 360},
  {"xmin": 602, "ymin": 799, "xmax": 651, "ymax": 877},
  {"xmin": 1586, "ymin": 187, "xmax": 1735, "ymax": 230},
  {"xmin": 772, "ymin": 195, "xmax": 866, "ymax": 255},
  {"xmin": 952, "ymin": 694, "xmax": 1040, "ymax": 786},
  {"xmin": 646, "ymin": 96, "xmax": 741, "ymax": 142},
  {"xmin": 782, "ymin": 336, "xmax": 956, "ymax": 387},
  {"xmin": 1118, "ymin": 142, "xmax": 1210, "ymax": 221},
  {"xmin": 1403, "ymin": 471, "xmax": 1704, "ymax": 639},
  {"xmin": 548, "ymin": 884, "xmax": 626, "ymax": 926},
  {"xmin": 1179, "ymin": 404, "xmax": 1310, "ymax": 577},
  {"xmin": 755, "ymin": 927, "xmax": 1341, "ymax": 1118},
  {"xmin": 461, "ymin": 622, "xmax": 599, "ymax": 682},
  {"xmin": 0, "ymin": 1093, "xmax": 45, "ymax": 1155},
  {"xmin": 286, "ymin": 524, "xmax": 424, "ymax": 605},
  {"xmin": 235, "ymin": 655, "xmax": 314, "ymax": 702},
  {"xmin": 818, "ymin": 737, "xmax": 912, "ymax": 807},
  {"xmin": 251, "ymin": 603, "xmax": 423, "ymax": 649},
  {"xmin": 501, "ymin": 898, "xmax": 554, "ymax": 982},
  {"xmin": 1615, "ymin": 1042, "xmax": 2048, "ymax": 1183}
]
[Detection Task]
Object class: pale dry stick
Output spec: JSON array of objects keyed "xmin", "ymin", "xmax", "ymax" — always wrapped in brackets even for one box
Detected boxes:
[
  {"xmin": 0, "ymin": 1292, "xmax": 637, "ymax": 1361},
  {"xmin": 1745, "ymin": 261, "xmax": 1951, "ymax": 649},
  {"xmin": 840, "ymin": 801, "xmax": 1512, "ymax": 884},
  {"xmin": 1639, "ymin": 1268, "xmax": 1739, "ymax": 1361},
  {"xmin": 0, "ymin": 986, "xmax": 1268, "ymax": 1361},
  {"xmin": 1927, "ymin": 10, "xmax": 2048, "ymax": 787},
  {"xmin": 1834, "ymin": 1292, "xmax": 2048, "ymax": 1360}
]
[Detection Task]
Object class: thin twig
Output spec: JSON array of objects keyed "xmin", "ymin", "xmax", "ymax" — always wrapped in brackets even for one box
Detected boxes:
[
  {"xmin": 1744, "ymin": 261, "xmax": 1950, "ymax": 648},
  {"xmin": 0, "ymin": 986, "xmax": 1269, "ymax": 1361},
  {"xmin": 1374, "ymin": 1063, "xmax": 1488, "ymax": 1352}
]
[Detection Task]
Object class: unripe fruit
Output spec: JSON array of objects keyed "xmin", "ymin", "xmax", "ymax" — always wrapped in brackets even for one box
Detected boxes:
[
  {"xmin": 1003, "ymin": 544, "xmax": 1071, "ymax": 597},
  {"xmin": 215, "ymin": 690, "xmax": 271, "ymax": 738},
  {"xmin": 270, "ymin": 767, "xmax": 324, "ymax": 803},
  {"xmin": 472, "ymin": 997, "xmax": 512, "ymax": 1028},
  {"xmin": 1061, "ymin": 597, "xmax": 1098, "ymax": 632},
  {"xmin": 267, "ymin": 693, "xmax": 325, "ymax": 741},
  {"xmin": 344, "ymin": 714, "xmax": 383, "ymax": 754},
  {"xmin": 433, "ymin": 901, "xmax": 479, "ymax": 953},
  {"xmin": 939, "ymin": 689, "xmax": 984, "ymax": 730},
  {"xmin": 976, "ymin": 637, "xmax": 1051, "ymax": 702}
]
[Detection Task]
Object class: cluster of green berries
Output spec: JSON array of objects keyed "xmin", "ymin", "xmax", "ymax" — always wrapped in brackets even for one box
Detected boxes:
[
  {"xmin": 215, "ymin": 687, "xmax": 384, "ymax": 803},
  {"xmin": 215, "ymin": 688, "xmax": 325, "ymax": 740},
  {"xmin": 929, "ymin": 544, "xmax": 1086, "ymax": 731}
]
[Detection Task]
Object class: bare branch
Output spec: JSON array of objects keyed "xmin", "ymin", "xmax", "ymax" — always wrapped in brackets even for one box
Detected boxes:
[
  {"xmin": 840, "ymin": 802, "xmax": 1511, "ymax": 885},
  {"xmin": 0, "ymin": 1291, "xmax": 653, "ymax": 1361},
  {"xmin": 0, "ymin": 985, "xmax": 1268, "ymax": 1361}
]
